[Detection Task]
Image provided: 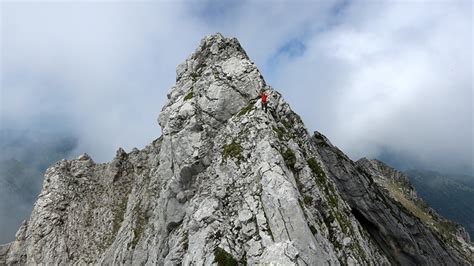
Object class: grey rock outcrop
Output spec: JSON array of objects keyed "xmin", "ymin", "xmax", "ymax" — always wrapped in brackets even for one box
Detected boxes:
[
  {"xmin": 1, "ymin": 33, "xmax": 472, "ymax": 265},
  {"xmin": 313, "ymin": 132, "xmax": 473, "ymax": 265},
  {"xmin": 357, "ymin": 158, "xmax": 472, "ymax": 244}
]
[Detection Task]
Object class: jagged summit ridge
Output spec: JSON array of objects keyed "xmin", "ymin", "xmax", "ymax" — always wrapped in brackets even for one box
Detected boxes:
[
  {"xmin": 1, "ymin": 33, "xmax": 472, "ymax": 265},
  {"xmin": 175, "ymin": 33, "xmax": 251, "ymax": 82},
  {"xmin": 161, "ymin": 33, "xmax": 265, "ymax": 134}
]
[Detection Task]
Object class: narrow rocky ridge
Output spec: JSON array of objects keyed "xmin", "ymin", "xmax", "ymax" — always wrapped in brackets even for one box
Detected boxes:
[
  {"xmin": 1, "ymin": 33, "xmax": 472, "ymax": 265},
  {"xmin": 313, "ymin": 132, "xmax": 473, "ymax": 264}
]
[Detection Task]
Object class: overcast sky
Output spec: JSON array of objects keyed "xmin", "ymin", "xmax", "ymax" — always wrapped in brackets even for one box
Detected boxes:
[{"xmin": 1, "ymin": 0, "xmax": 473, "ymax": 174}]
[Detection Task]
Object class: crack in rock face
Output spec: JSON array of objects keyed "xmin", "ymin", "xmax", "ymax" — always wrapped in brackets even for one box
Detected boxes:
[{"xmin": 1, "ymin": 33, "xmax": 472, "ymax": 266}]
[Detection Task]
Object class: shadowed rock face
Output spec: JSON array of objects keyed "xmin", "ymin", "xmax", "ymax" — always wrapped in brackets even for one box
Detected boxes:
[
  {"xmin": 1, "ymin": 33, "xmax": 472, "ymax": 265},
  {"xmin": 312, "ymin": 132, "xmax": 473, "ymax": 265}
]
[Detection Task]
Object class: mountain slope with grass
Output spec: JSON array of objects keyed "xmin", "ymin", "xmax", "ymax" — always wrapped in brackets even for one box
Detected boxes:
[
  {"xmin": 1, "ymin": 34, "xmax": 472, "ymax": 265},
  {"xmin": 405, "ymin": 170, "xmax": 474, "ymax": 240}
]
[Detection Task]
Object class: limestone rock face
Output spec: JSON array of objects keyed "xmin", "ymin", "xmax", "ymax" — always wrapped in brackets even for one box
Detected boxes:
[
  {"xmin": 313, "ymin": 133, "xmax": 473, "ymax": 265},
  {"xmin": 1, "ymin": 33, "xmax": 472, "ymax": 265},
  {"xmin": 356, "ymin": 158, "xmax": 472, "ymax": 247}
]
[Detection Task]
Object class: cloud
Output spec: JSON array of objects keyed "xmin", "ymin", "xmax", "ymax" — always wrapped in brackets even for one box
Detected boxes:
[
  {"xmin": 0, "ymin": 129, "xmax": 77, "ymax": 243},
  {"xmin": 1, "ymin": 0, "xmax": 472, "ymax": 173},
  {"xmin": 270, "ymin": 0, "xmax": 473, "ymax": 174},
  {"xmin": 1, "ymin": 1, "xmax": 206, "ymax": 160}
]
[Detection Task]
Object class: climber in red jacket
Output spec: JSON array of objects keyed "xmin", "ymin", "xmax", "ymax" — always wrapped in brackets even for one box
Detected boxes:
[{"xmin": 259, "ymin": 89, "xmax": 268, "ymax": 113}]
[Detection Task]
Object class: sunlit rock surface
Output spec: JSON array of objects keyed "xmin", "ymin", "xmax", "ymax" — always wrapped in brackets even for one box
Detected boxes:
[{"xmin": 1, "ymin": 33, "xmax": 472, "ymax": 265}]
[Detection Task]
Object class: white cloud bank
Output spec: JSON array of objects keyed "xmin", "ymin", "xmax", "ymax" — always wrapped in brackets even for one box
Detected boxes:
[
  {"xmin": 271, "ymin": 1, "xmax": 472, "ymax": 173},
  {"xmin": 1, "ymin": 0, "xmax": 472, "ymax": 174}
]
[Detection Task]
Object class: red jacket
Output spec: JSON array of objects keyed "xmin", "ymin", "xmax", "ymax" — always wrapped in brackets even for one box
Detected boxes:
[{"xmin": 260, "ymin": 92, "xmax": 267, "ymax": 103}]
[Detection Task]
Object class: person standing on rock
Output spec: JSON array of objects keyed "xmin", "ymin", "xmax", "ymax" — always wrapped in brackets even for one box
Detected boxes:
[{"xmin": 259, "ymin": 89, "xmax": 268, "ymax": 113}]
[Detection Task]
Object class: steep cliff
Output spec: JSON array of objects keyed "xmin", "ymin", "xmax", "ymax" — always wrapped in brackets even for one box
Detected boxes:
[
  {"xmin": 1, "ymin": 34, "xmax": 472, "ymax": 265},
  {"xmin": 313, "ymin": 134, "xmax": 473, "ymax": 264}
]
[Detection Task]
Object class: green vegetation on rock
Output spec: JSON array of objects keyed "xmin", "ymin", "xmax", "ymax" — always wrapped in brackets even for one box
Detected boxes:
[
  {"xmin": 327, "ymin": 194, "xmax": 339, "ymax": 208},
  {"xmin": 303, "ymin": 195, "xmax": 313, "ymax": 205},
  {"xmin": 386, "ymin": 181, "xmax": 433, "ymax": 224},
  {"xmin": 282, "ymin": 148, "xmax": 296, "ymax": 171},
  {"xmin": 182, "ymin": 233, "xmax": 189, "ymax": 251},
  {"xmin": 222, "ymin": 140, "xmax": 244, "ymax": 163},
  {"xmin": 406, "ymin": 170, "xmax": 474, "ymax": 239},
  {"xmin": 384, "ymin": 180, "xmax": 463, "ymax": 247},
  {"xmin": 184, "ymin": 91, "xmax": 194, "ymax": 101},
  {"xmin": 272, "ymin": 126, "xmax": 287, "ymax": 141},
  {"xmin": 214, "ymin": 247, "xmax": 238, "ymax": 266},
  {"xmin": 237, "ymin": 103, "xmax": 253, "ymax": 116},
  {"xmin": 307, "ymin": 158, "xmax": 326, "ymax": 184},
  {"xmin": 281, "ymin": 118, "xmax": 293, "ymax": 130}
]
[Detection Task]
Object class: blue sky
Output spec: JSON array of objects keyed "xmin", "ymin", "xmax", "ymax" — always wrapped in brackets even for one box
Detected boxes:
[{"xmin": 1, "ymin": 0, "xmax": 472, "ymax": 174}]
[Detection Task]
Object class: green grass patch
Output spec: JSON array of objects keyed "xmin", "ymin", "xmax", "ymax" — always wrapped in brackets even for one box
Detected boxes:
[
  {"xmin": 237, "ymin": 103, "xmax": 253, "ymax": 116},
  {"xmin": 282, "ymin": 119, "xmax": 292, "ymax": 129},
  {"xmin": 307, "ymin": 158, "xmax": 326, "ymax": 184},
  {"xmin": 272, "ymin": 126, "xmax": 287, "ymax": 141},
  {"xmin": 184, "ymin": 91, "xmax": 194, "ymax": 101},
  {"xmin": 282, "ymin": 148, "xmax": 296, "ymax": 171},
  {"xmin": 303, "ymin": 195, "xmax": 313, "ymax": 205},
  {"xmin": 223, "ymin": 140, "xmax": 244, "ymax": 163},
  {"xmin": 387, "ymin": 181, "xmax": 433, "ymax": 224},
  {"xmin": 437, "ymin": 221, "xmax": 458, "ymax": 243},
  {"xmin": 328, "ymin": 194, "xmax": 339, "ymax": 208},
  {"xmin": 334, "ymin": 212, "xmax": 351, "ymax": 234},
  {"xmin": 214, "ymin": 247, "xmax": 238, "ymax": 266},
  {"xmin": 384, "ymin": 181, "xmax": 462, "ymax": 245},
  {"xmin": 182, "ymin": 233, "xmax": 189, "ymax": 251}
]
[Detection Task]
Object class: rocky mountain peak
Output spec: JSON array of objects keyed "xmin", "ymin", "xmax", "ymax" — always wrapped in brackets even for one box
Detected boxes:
[
  {"xmin": 1, "ymin": 33, "xmax": 472, "ymax": 265},
  {"xmin": 160, "ymin": 34, "xmax": 266, "ymax": 135},
  {"xmin": 175, "ymin": 33, "xmax": 251, "ymax": 81}
]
